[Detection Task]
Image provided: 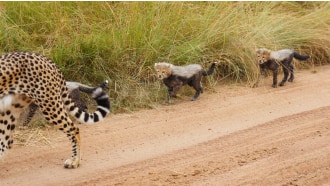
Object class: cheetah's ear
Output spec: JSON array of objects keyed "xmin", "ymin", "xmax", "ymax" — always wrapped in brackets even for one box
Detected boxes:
[{"xmin": 166, "ymin": 62, "xmax": 172, "ymax": 66}]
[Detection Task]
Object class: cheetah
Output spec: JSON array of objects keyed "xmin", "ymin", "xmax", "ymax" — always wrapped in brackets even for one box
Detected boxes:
[
  {"xmin": 154, "ymin": 62, "xmax": 216, "ymax": 101},
  {"xmin": 0, "ymin": 52, "xmax": 110, "ymax": 168},
  {"xmin": 22, "ymin": 80, "xmax": 108, "ymax": 126},
  {"xmin": 254, "ymin": 48, "xmax": 310, "ymax": 88}
]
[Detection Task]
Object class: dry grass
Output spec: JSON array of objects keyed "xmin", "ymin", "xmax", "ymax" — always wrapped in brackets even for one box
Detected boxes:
[
  {"xmin": 0, "ymin": 2, "xmax": 329, "ymax": 114},
  {"xmin": 15, "ymin": 109, "xmax": 64, "ymax": 147},
  {"xmin": 14, "ymin": 127, "xmax": 60, "ymax": 147}
]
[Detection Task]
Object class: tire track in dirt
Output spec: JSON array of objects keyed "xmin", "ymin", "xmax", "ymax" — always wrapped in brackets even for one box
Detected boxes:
[{"xmin": 72, "ymin": 106, "xmax": 330, "ymax": 185}]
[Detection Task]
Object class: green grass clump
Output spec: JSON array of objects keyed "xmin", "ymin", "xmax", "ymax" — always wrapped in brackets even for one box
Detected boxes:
[{"xmin": 0, "ymin": 2, "xmax": 329, "ymax": 113}]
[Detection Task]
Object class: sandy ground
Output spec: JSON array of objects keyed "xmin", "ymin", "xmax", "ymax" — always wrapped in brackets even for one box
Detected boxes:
[{"xmin": 1, "ymin": 65, "xmax": 330, "ymax": 186}]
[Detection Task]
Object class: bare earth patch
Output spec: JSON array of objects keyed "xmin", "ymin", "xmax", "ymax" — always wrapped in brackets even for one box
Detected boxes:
[{"xmin": 1, "ymin": 65, "xmax": 330, "ymax": 185}]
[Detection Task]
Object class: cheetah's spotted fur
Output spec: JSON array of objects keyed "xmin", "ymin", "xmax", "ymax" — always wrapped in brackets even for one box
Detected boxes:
[
  {"xmin": 0, "ymin": 52, "xmax": 110, "ymax": 168},
  {"xmin": 22, "ymin": 80, "xmax": 109, "ymax": 126}
]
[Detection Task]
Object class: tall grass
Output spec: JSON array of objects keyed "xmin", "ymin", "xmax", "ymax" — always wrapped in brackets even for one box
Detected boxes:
[{"xmin": 0, "ymin": 2, "xmax": 329, "ymax": 113}]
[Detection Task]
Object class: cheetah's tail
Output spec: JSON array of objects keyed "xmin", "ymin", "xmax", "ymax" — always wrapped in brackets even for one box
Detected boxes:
[
  {"xmin": 293, "ymin": 52, "xmax": 310, "ymax": 61},
  {"xmin": 63, "ymin": 81, "xmax": 110, "ymax": 124},
  {"xmin": 202, "ymin": 62, "xmax": 217, "ymax": 76}
]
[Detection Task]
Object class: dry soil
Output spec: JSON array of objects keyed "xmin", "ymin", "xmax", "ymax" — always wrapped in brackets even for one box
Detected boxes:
[{"xmin": 1, "ymin": 65, "xmax": 330, "ymax": 186}]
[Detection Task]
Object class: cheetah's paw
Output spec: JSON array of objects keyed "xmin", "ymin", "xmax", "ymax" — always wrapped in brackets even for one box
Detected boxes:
[{"xmin": 64, "ymin": 157, "xmax": 80, "ymax": 169}]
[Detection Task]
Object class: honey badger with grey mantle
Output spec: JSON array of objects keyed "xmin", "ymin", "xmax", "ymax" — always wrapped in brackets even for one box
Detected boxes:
[{"xmin": 154, "ymin": 62, "xmax": 216, "ymax": 101}]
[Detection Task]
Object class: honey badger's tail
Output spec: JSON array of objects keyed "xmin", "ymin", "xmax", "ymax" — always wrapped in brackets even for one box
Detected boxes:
[
  {"xmin": 202, "ymin": 62, "xmax": 217, "ymax": 76},
  {"xmin": 63, "ymin": 82, "xmax": 110, "ymax": 124},
  {"xmin": 293, "ymin": 52, "xmax": 310, "ymax": 61}
]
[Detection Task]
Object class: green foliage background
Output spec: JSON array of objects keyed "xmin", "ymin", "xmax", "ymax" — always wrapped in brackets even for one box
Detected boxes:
[{"xmin": 0, "ymin": 2, "xmax": 329, "ymax": 113}]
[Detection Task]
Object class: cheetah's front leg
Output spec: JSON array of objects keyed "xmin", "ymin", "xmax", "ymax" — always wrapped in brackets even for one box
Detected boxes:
[
  {"xmin": 38, "ymin": 99, "xmax": 81, "ymax": 168},
  {"xmin": 61, "ymin": 124, "xmax": 81, "ymax": 168},
  {"xmin": 272, "ymin": 69, "xmax": 278, "ymax": 88}
]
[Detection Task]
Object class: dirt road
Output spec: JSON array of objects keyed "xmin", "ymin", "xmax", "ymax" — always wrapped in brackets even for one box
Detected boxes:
[{"xmin": 1, "ymin": 65, "xmax": 330, "ymax": 185}]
